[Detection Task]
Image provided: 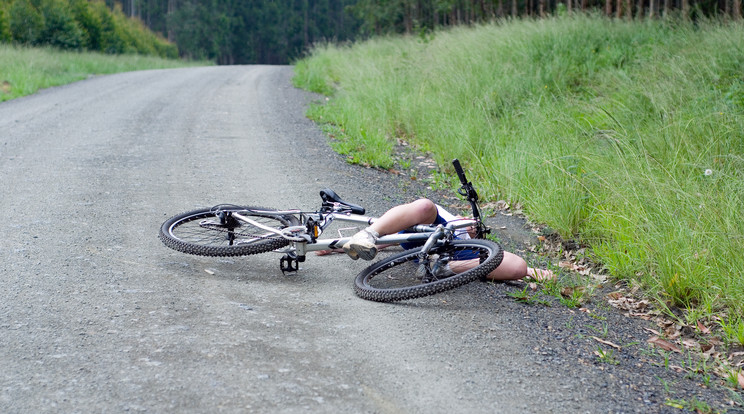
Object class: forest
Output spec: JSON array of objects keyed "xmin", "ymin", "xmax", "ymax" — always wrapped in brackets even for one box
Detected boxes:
[{"xmin": 1, "ymin": 0, "xmax": 742, "ymax": 63}]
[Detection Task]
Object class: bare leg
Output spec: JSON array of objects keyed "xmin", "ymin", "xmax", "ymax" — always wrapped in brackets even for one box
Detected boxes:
[
  {"xmin": 367, "ymin": 198, "xmax": 438, "ymax": 236},
  {"xmin": 344, "ymin": 198, "xmax": 555, "ymax": 280},
  {"xmin": 448, "ymin": 251, "xmax": 555, "ymax": 281},
  {"xmin": 342, "ymin": 199, "xmax": 438, "ymax": 260}
]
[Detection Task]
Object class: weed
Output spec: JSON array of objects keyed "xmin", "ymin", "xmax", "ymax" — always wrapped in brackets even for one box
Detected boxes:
[
  {"xmin": 589, "ymin": 312, "xmax": 607, "ymax": 321},
  {"xmin": 595, "ymin": 347, "xmax": 619, "ymax": 365},
  {"xmin": 725, "ymin": 368, "xmax": 742, "ymax": 389},
  {"xmin": 657, "ymin": 376, "xmax": 673, "ymax": 394},
  {"xmin": 565, "ymin": 315, "xmax": 575, "ymax": 330},
  {"xmin": 719, "ymin": 315, "xmax": 744, "ymax": 347},
  {"xmin": 664, "ymin": 398, "xmax": 716, "ymax": 413},
  {"xmin": 506, "ymin": 287, "xmax": 551, "ymax": 306},
  {"xmin": 659, "ymin": 350, "xmax": 671, "ymax": 370},
  {"xmin": 586, "ymin": 322, "xmax": 609, "ymax": 338}
]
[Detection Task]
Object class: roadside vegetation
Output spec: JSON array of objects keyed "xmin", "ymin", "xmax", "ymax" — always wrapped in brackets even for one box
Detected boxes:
[
  {"xmin": 293, "ymin": 14, "xmax": 744, "ymax": 333},
  {"xmin": 0, "ymin": 0, "xmax": 205, "ymax": 102},
  {"xmin": 0, "ymin": 0, "xmax": 176, "ymax": 57},
  {"xmin": 0, "ymin": 44, "xmax": 206, "ymax": 101}
]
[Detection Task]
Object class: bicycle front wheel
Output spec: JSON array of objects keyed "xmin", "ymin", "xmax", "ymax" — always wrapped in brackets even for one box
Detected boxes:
[
  {"xmin": 354, "ymin": 239, "xmax": 503, "ymax": 302},
  {"xmin": 159, "ymin": 205, "xmax": 300, "ymax": 257}
]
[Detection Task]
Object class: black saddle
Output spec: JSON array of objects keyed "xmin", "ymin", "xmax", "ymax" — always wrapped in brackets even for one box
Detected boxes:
[{"xmin": 319, "ymin": 189, "xmax": 365, "ymax": 215}]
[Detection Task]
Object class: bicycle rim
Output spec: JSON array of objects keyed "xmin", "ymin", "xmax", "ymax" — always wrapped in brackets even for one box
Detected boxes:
[
  {"xmin": 354, "ymin": 239, "xmax": 503, "ymax": 302},
  {"xmin": 159, "ymin": 205, "xmax": 299, "ymax": 257}
]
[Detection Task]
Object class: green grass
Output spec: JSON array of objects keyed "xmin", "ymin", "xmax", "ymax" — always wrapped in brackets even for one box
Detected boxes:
[
  {"xmin": 293, "ymin": 14, "xmax": 744, "ymax": 319},
  {"xmin": 0, "ymin": 44, "xmax": 209, "ymax": 101}
]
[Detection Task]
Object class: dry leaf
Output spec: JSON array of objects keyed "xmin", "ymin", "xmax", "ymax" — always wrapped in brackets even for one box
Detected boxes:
[
  {"xmin": 669, "ymin": 365, "xmax": 685, "ymax": 373},
  {"xmin": 681, "ymin": 338, "xmax": 700, "ymax": 350},
  {"xmin": 592, "ymin": 336, "xmax": 622, "ymax": 350},
  {"xmin": 643, "ymin": 327, "xmax": 661, "ymax": 336},
  {"xmin": 648, "ymin": 336, "xmax": 681, "ymax": 353},
  {"xmin": 697, "ymin": 320, "xmax": 711, "ymax": 335},
  {"xmin": 528, "ymin": 282, "xmax": 538, "ymax": 291},
  {"xmin": 606, "ymin": 291, "xmax": 624, "ymax": 300},
  {"xmin": 739, "ymin": 370, "xmax": 744, "ymax": 389}
]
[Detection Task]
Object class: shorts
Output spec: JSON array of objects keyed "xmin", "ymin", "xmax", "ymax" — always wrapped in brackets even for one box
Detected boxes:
[{"xmin": 399, "ymin": 205, "xmax": 479, "ymax": 261}]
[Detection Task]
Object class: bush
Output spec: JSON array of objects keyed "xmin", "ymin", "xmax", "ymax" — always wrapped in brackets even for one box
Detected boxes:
[
  {"xmin": 0, "ymin": 4, "xmax": 11, "ymax": 42},
  {"xmin": 69, "ymin": 0, "xmax": 101, "ymax": 50},
  {"xmin": 9, "ymin": 0, "xmax": 44, "ymax": 45},
  {"xmin": 39, "ymin": 0, "xmax": 83, "ymax": 49},
  {"xmin": 4, "ymin": 0, "xmax": 177, "ymax": 58}
]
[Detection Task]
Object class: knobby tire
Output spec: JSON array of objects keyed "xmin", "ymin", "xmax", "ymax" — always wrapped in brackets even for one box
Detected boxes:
[
  {"xmin": 159, "ymin": 206, "xmax": 299, "ymax": 257},
  {"xmin": 354, "ymin": 239, "xmax": 503, "ymax": 302}
]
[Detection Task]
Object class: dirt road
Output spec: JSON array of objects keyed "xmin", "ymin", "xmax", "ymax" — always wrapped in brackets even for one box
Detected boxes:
[{"xmin": 0, "ymin": 66, "xmax": 737, "ymax": 413}]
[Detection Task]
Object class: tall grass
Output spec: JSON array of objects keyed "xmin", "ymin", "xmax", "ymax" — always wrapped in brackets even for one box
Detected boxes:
[
  {"xmin": 294, "ymin": 15, "xmax": 744, "ymax": 317},
  {"xmin": 0, "ymin": 44, "xmax": 207, "ymax": 101}
]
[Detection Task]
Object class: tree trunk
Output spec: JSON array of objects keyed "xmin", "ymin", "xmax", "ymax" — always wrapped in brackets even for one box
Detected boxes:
[{"xmin": 167, "ymin": 0, "xmax": 176, "ymax": 42}]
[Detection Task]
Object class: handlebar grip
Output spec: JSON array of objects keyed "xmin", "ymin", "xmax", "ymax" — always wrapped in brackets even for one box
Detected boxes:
[{"xmin": 452, "ymin": 159, "xmax": 468, "ymax": 185}]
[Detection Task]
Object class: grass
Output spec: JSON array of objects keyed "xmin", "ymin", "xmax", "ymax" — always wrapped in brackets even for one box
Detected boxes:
[
  {"xmin": 293, "ymin": 14, "xmax": 744, "ymax": 320},
  {"xmin": 0, "ymin": 44, "xmax": 209, "ymax": 101}
]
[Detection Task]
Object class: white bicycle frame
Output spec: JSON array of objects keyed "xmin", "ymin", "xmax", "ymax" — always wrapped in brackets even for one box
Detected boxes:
[{"xmin": 233, "ymin": 208, "xmax": 478, "ymax": 258}]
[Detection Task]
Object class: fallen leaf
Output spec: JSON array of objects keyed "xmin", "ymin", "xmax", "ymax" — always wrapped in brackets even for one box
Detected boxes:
[
  {"xmin": 643, "ymin": 327, "xmax": 661, "ymax": 336},
  {"xmin": 559, "ymin": 261, "xmax": 576, "ymax": 270},
  {"xmin": 606, "ymin": 291, "xmax": 624, "ymax": 300},
  {"xmin": 697, "ymin": 320, "xmax": 711, "ymax": 335},
  {"xmin": 670, "ymin": 365, "xmax": 685, "ymax": 373},
  {"xmin": 682, "ymin": 338, "xmax": 700, "ymax": 350},
  {"xmin": 739, "ymin": 370, "xmax": 744, "ymax": 389},
  {"xmin": 592, "ymin": 336, "xmax": 622, "ymax": 350},
  {"xmin": 528, "ymin": 282, "xmax": 538, "ymax": 291},
  {"xmin": 647, "ymin": 336, "xmax": 681, "ymax": 353}
]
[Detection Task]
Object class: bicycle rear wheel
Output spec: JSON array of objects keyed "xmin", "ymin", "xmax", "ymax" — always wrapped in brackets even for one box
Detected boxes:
[
  {"xmin": 159, "ymin": 205, "xmax": 300, "ymax": 257},
  {"xmin": 354, "ymin": 239, "xmax": 503, "ymax": 302}
]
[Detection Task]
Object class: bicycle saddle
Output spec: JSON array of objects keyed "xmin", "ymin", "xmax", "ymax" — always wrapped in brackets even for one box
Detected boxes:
[{"xmin": 320, "ymin": 189, "xmax": 365, "ymax": 215}]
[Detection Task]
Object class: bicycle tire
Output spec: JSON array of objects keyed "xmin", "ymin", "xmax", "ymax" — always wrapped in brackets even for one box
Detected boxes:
[
  {"xmin": 354, "ymin": 239, "xmax": 503, "ymax": 302},
  {"xmin": 159, "ymin": 205, "xmax": 300, "ymax": 257}
]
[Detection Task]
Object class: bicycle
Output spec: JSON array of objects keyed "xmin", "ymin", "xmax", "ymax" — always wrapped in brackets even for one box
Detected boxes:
[{"xmin": 159, "ymin": 159, "xmax": 503, "ymax": 302}]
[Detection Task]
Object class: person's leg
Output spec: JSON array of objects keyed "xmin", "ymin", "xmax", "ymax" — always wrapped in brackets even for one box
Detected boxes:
[
  {"xmin": 343, "ymin": 199, "xmax": 438, "ymax": 260},
  {"xmin": 447, "ymin": 251, "xmax": 555, "ymax": 281},
  {"xmin": 368, "ymin": 198, "xmax": 438, "ymax": 236}
]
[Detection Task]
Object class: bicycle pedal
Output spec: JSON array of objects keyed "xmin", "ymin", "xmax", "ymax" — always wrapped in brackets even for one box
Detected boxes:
[{"xmin": 280, "ymin": 254, "xmax": 304, "ymax": 274}]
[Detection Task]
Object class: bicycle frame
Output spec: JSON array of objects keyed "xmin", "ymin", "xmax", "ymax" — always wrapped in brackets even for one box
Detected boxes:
[{"xmin": 234, "ymin": 208, "xmax": 479, "ymax": 272}]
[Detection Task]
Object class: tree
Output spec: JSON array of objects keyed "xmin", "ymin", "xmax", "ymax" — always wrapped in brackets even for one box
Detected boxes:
[
  {"xmin": 39, "ymin": 0, "xmax": 84, "ymax": 49},
  {"xmin": 10, "ymin": 0, "xmax": 44, "ymax": 44},
  {"xmin": 0, "ymin": 3, "xmax": 11, "ymax": 42}
]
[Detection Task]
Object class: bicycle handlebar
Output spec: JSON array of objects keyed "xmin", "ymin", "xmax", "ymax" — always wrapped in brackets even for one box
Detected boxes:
[
  {"xmin": 453, "ymin": 158, "xmax": 468, "ymax": 186},
  {"xmin": 451, "ymin": 159, "xmax": 489, "ymax": 237}
]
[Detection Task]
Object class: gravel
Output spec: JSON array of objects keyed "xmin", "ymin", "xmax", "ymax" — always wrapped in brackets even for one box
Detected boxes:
[{"xmin": 0, "ymin": 65, "xmax": 741, "ymax": 413}]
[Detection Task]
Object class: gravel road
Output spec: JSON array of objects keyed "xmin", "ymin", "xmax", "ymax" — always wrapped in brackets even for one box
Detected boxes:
[{"xmin": 1, "ymin": 66, "xmax": 740, "ymax": 413}]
